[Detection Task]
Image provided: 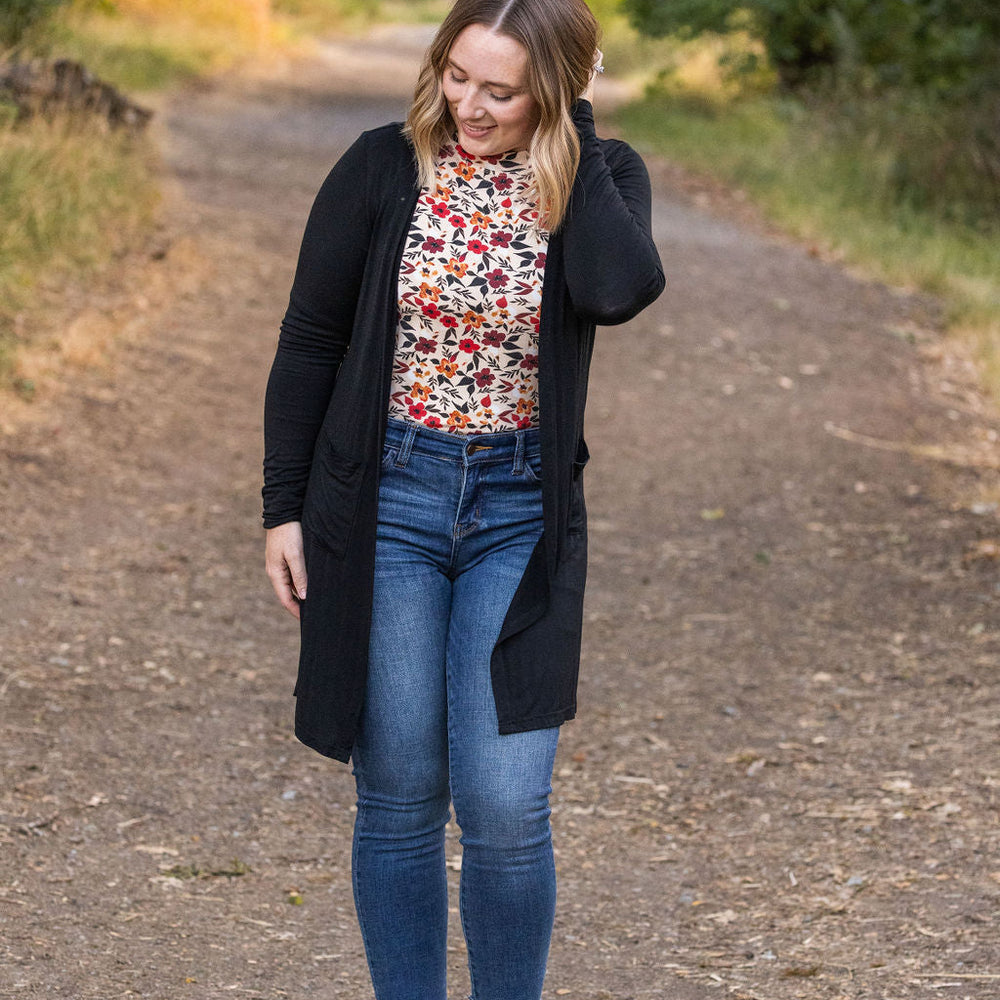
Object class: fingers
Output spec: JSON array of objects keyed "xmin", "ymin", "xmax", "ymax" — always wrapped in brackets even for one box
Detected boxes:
[{"xmin": 265, "ymin": 522, "xmax": 307, "ymax": 620}]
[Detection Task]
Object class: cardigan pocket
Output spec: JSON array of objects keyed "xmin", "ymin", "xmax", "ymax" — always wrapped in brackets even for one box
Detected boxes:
[
  {"xmin": 302, "ymin": 440, "xmax": 363, "ymax": 558},
  {"xmin": 568, "ymin": 442, "xmax": 590, "ymax": 536}
]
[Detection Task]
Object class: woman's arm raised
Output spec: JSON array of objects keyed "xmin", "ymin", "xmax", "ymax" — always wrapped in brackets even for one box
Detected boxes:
[{"xmin": 561, "ymin": 99, "xmax": 665, "ymax": 326}]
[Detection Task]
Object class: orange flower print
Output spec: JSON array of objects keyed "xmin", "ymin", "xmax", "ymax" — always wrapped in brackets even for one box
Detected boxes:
[{"xmin": 388, "ymin": 146, "xmax": 545, "ymax": 435}]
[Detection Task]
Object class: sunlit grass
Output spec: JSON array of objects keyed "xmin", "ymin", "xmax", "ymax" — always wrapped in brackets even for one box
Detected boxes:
[
  {"xmin": 617, "ymin": 81, "xmax": 1000, "ymax": 403},
  {"xmin": 50, "ymin": 0, "xmax": 274, "ymax": 90},
  {"xmin": 270, "ymin": 0, "xmax": 449, "ymax": 37}
]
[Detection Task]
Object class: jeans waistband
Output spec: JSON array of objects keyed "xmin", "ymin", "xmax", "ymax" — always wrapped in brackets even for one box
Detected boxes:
[{"xmin": 384, "ymin": 417, "xmax": 540, "ymax": 470}]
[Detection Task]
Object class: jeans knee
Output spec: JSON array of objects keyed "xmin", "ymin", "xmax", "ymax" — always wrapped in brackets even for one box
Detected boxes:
[
  {"xmin": 354, "ymin": 760, "xmax": 451, "ymax": 838},
  {"xmin": 453, "ymin": 784, "xmax": 552, "ymax": 852}
]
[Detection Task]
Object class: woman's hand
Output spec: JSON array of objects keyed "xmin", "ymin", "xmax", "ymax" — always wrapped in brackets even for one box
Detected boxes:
[
  {"xmin": 265, "ymin": 521, "xmax": 307, "ymax": 619},
  {"xmin": 581, "ymin": 48, "xmax": 604, "ymax": 104}
]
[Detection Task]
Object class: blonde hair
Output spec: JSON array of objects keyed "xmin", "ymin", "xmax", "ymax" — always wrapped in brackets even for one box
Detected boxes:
[{"xmin": 404, "ymin": 0, "xmax": 599, "ymax": 231}]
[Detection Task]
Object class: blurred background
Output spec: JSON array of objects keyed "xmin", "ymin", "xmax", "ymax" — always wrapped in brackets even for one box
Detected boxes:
[{"xmin": 1, "ymin": 0, "xmax": 998, "ymax": 405}]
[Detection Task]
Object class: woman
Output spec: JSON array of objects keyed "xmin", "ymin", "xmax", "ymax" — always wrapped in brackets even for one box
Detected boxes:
[{"xmin": 263, "ymin": 0, "xmax": 664, "ymax": 996}]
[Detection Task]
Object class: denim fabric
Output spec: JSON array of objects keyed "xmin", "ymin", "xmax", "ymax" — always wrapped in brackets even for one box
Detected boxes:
[{"xmin": 351, "ymin": 418, "xmax": 559, "ymax": 1000}]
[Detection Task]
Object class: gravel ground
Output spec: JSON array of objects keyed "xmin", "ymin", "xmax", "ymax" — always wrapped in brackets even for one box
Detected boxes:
[{"xmin": 2, "ymin": 33, "xmax": 999, "ymax": 1000}]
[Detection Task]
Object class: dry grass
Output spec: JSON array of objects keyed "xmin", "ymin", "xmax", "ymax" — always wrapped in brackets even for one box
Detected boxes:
[
  {"xmin": 0, "ymin": 0, "xmax": 276, "ymax": 396},
  {"xmin": 0, "ymin": 116, "xmax": 159, "ymax": 390}
]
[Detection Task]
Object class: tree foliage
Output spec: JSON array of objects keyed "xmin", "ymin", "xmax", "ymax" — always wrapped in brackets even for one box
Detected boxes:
[{"xmin": 623, "ymin": 0, "xmax": 1000, "ymax": 98}]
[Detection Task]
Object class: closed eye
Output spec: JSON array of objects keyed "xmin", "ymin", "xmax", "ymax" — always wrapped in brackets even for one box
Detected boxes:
[{"xmin": 448, "ymin": 72, "xmax": 514, "ymax": 102}]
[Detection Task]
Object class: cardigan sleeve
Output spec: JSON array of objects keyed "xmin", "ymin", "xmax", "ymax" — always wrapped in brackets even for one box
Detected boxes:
[
  {"xmin": 561, "ymin": 100, "xmax": 665, "ymax": 326},
  {"xmin": 262, "ymin": 131, "xmax": 375, "ymax": 528}
]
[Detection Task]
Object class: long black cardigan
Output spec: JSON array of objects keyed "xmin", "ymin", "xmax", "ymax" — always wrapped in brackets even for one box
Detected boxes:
[{"xmin": 263, "ymin": 101, "xmax": 664, "ymax": 762}]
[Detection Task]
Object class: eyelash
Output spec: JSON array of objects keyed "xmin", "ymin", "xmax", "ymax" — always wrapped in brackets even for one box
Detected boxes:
[{"xmin": 448, "ymin": 72, "xmax": 513, "ymax": 102}]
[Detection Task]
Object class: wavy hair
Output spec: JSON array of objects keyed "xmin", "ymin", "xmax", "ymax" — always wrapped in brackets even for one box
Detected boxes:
[{"xmin": 404, "ymin": 0, "xmax": 599, "ymax": 231}]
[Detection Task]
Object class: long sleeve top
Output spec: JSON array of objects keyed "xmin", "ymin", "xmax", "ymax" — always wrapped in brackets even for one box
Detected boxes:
[{"xmin": 263, "ymin": 101, "xmax": 664, "ymax": 761}]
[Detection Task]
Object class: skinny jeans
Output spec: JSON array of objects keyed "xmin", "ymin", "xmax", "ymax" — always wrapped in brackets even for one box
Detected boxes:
[{"xmin": 351, "ymin": 418, "xmax": 559, "ymax": 1000}]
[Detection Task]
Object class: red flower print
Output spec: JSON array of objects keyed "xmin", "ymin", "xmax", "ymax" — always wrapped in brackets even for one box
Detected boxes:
[{"xmin": 388, "ymin": 144, "xmax": 547, "ymax": 435}]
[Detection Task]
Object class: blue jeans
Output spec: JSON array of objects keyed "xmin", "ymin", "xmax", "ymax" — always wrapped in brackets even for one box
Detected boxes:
[{"xmin": 351, "ymin": 418, "xmax": 559, "ymax": 1000}]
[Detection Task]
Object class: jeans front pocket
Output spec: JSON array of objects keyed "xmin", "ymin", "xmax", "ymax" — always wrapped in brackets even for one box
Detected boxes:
[{"xmin": 522, "ymin": 454, "xmax": 543, "ymax": 484}]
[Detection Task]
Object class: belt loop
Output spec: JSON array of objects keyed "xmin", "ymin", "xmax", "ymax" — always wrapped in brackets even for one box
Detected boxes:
[
  {"xmin": 395, "ymin": 422, "xmax": 417, "ymax": 468},
  {"xmin": 512, "ymin": 428, "xmax": 525, "ymax": 475}
]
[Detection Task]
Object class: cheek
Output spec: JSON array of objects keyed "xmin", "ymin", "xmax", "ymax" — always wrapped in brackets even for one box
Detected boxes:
[{"xmin": 506, "ymin": 97, "xmax": 540, "ymax": 131}]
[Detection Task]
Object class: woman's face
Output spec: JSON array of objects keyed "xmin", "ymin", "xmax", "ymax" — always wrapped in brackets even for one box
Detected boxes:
[{"xmin": 442, "ymin": 23, "xmax": 541, "ymax": 156}]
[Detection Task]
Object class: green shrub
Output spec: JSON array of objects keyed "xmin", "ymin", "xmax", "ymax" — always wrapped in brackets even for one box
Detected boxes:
[{"xmin": 0, "ymin": 0, "xmax": 73, "ymax": 49}]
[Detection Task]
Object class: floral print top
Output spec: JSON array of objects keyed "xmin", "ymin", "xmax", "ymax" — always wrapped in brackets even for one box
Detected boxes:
[{"xmin": 388, "ymin": 142, "xmax": 549, "ymax": 433}]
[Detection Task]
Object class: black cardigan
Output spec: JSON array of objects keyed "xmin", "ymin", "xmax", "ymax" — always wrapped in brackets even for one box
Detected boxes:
[{"xmin": 263, "ymin": 101, "xmax": 664, "ymax": 762}]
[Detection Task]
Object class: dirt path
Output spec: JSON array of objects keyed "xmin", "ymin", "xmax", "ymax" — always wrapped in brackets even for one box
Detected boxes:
[{"xmin": 2, "ymin": 32, "xmax": 999, "ymax": 1000}]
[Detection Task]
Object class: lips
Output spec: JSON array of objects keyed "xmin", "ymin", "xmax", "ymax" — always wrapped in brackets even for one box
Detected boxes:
[{"xmin": 461, "ymin": 121, "xmax": 495, "ymax": 139}]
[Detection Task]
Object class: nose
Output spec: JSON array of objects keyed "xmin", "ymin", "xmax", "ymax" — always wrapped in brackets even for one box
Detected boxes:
[{"xmin": 455, "ymin": 87, "xmax": 485, "ymax": 121}]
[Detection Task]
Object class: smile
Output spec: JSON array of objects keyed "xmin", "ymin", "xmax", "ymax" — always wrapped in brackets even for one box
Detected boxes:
[{"xmin": 461, "ymin": 121, "xmax": 495, "ymax": 137}]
